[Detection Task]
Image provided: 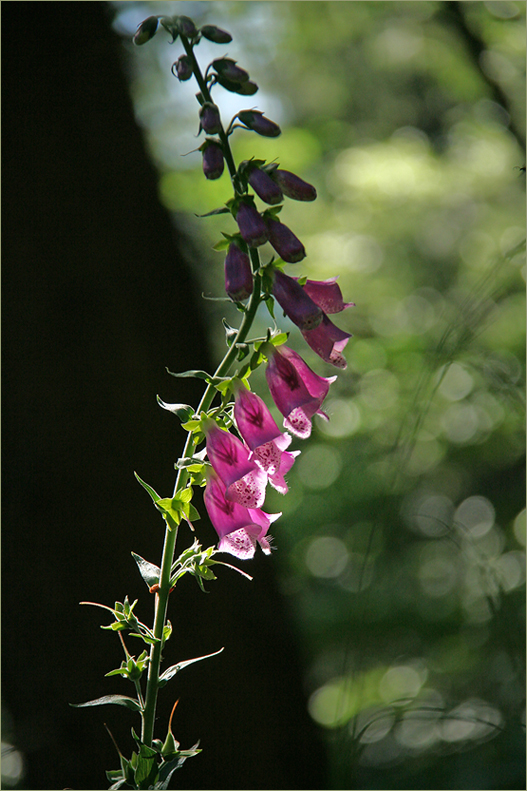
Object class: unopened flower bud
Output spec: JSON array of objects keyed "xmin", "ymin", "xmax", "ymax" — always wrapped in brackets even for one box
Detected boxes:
[
  {"xmin": 201, "ymin": 140, "xmax": 224, "ymax": 180},
  {"xmin": 133, "ymin": 16, "xmax": 159, "ymax": 46},
  {"xmin": 237, "ymin": 110, "xmax": 281, "ymax": 137},
  {"xmin": 200, "ymin": 24, "xmax": 233, "ymax": 44},
  {"xmin": 172, "ymin": 55, "xmax": 193, "ymax": 82},
  {"xmin": 175, "ymin": 15, "xmax": 197, "ymax": 38},
  {"xmin": 247, "ymin": 167, "xmax": 283, "ymax": 205},
  {"xmin": 214, "ymin": 75, "xmax": 259, "ymax": 96},
  {"xmin": 236, "ymin": 202, "xmax": 269, "ymax": 247},
  {"xmin": 212, "ymin": 58, "xmax": 249, "ymax": 84},
  {"xmin": 225, "ymin": 242, "xmax": 253, "ymax": 301},
  {"xmin": 266, "ymin": 217, "xmax": 305, "ymax": 263},
  {"xmin": 272, "ymin": 169, "xmax": 317, "ymax": 202},
  {"xmin": 199, "ymin": 102, "xmax": 222, "ymax": 135}
]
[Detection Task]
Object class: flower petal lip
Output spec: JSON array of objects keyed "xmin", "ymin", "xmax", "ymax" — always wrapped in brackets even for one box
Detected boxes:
[
  {"xmin": 301, "ymin": 314, "xmax": 352, "ymax": 369},
  {"xmin": 271, "ymin": 269, "xmax": 323, "ymax": 331},
  {"xmin": 292, "ymin": 276, "xmax": 355, "ymax": 314},
  {"xmin": 265, "ymin": 345, "xmax": 335, "ymax": 438},
  {"xmin": 204, "ymin": 470, "xmax": 280, "ymax": 559}
]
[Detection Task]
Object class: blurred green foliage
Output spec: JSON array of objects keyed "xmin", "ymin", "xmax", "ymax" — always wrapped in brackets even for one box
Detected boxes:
[{"xmin": 114, "ymin": 2, "xmax": 525, "ymax": 788}]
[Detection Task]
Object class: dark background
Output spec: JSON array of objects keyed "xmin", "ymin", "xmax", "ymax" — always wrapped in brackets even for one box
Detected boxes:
[{"xmin": 2, "ymin": 3, "xmax": 327, "ymax": 789}]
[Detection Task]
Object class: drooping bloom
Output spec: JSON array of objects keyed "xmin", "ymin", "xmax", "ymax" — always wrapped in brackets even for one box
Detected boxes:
[
  {"xmin": 294, "ymin": 276, "xmax": 355, "ymax": 314},
  {"xmin": 224, "ymin": 242, "xmax": 253, "ymax": 301},
  {"xmin": 271, "ymin": 268, "xmax": 323, "ymax": 331},
  {"xmin": 265, "ymin": 345, "xmax": 336, "ymax": 439},
  {"xmin": 301, "ymin": 314, "xmax": 352, "ymax": 369},
  {"xmin": 203, "ymin": 418, "xmax": 267, "ymax": 508},
  {"xmin": 271, "ymin": 169, "xmax": 317, "ymax": 202},
  {"xmin": 204, "ymin": 470, "xmax": 280, "ymax": 559},
  {"xmin": 233, "ymin": 384, "xmax": 299, "ymax": 494},
  {"xmin": 266, "ymin": 217, "xmax": 306, "ymax": 263},
  {"xmin": 235, "ymin": 201, "xmax": 269, "ymax": 247},
  {"xmin": 274, "ymin": 273, "xmax": 354, "ymax": 368}
]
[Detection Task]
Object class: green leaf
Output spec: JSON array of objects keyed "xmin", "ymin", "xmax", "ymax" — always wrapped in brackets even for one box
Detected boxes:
[
  {"xmin": 70, "ymin": 695, "xmax": 142, "ymax": 712},
  {"xmin": 265, "ymin": 297, "xmax": 275, "ymax": 319},
  {"xmin": 156, "ymin": 397, "xmax": 194, "ymax": 421},
  {"xmin": 132, "ymin": 553, "xmax": 161, "ymax": 588},
  {"xmin": 271, "ymin": 331, "xmax": 289, "ymax": 346},
  {"xmin": 196, "ymin": 206, "xmax": 231, "ymax": 218},
  {"xmin": 166, "ymin": 367, "xmax": 213, "ymax": 381},
  {"xmin": 212, "ymin": 237, "xmax": 231, "ymax": 252},
  {"xmin": 134, "ymin": 473, "xmax": 161, "ymax": 504},
  {"xmin": 187, "ymin": 502, "xmax": 201, "ymax": 521},
  {"xmin": 159, "ymin": 648, "xmax": 224, "ymax": 685}
]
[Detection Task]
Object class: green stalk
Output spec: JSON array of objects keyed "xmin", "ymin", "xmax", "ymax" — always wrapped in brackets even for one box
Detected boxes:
[{"xmin": 141, "ymin": 38, "xmax": 264, "ymax": 747}]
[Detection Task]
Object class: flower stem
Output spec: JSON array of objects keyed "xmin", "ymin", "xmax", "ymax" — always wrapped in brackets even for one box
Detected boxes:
[{"xmin": 141, "ymin": 40, "xmax": 264, "ymax": 745}]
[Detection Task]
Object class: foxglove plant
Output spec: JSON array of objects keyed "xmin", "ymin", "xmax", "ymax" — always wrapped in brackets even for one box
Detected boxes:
[{"xmin": 73, "ymin": 13, "xmax": 353, "ymax": 789}]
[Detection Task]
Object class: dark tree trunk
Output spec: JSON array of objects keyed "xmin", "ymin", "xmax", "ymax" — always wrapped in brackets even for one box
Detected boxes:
[{"xmin": 2, "ymin": 2, "xmax": 326, "ymax": 789}]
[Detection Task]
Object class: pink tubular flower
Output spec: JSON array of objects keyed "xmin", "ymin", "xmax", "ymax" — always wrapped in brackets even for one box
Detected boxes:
[
  {"xmin": 301, "ymin": 315, "xmax": 352, "ymax": 369},
  {"xmin": 204, "ymin": 470, "xmax": 281, "ymax": 559},
  {"xmin": 233, "ymin": 385, "xmax": 299, "ymax": 494},
  {"xmin": 203, "ymin": 418, "xmax": 267, "ymax": 508},
  {"xmin": 271, "ymin": 269, "xmax": 323, "ymax": 331},
  {"xmin": 265, "ymin": 345, "xmax": 336, "ymax": 439},
  {"xmin": 292, "ymin": 276, "xmax": 355, "ymax": 314}
]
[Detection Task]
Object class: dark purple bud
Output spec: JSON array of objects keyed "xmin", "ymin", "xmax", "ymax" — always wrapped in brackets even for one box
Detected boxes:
[
  {"xmin": 272, "ymin": 269, "xmax": 323, "ymax": 331},
  {"xmin": 248, "ymin": 168, "xmax": 283, "ymax": 205},
  {"xmin": 225, "ymin": 243, "xmax": 253, "ymax": 301},
  {"xmin": 199, "ymin": 102, "xmax": 222, "ymax": 135},
  {"xmin": 175, "ymin": 15, "xmax": 198, "ymax": 38},
  {"xmin": 201, "ymin": 141, "xmax": 224, "ymax": 180},
  {"xmin": 214, "ymin": 74, "xmax": 259, "ymax": 95},
  {"xmin": 133, "ymin": 16, "xmax": 159, "ymax": 46},
  {"xmin": 200, "ymin": 24, "xmax": 233, "ymax": 44},
  {"xmin": 172, "ymin": 55, "xmax": 193, "ymax": 82},
  {"xmin": 272, "ymin": 169, "xmax": 317, "ymax": 202},
  {"xmin": 212, "ymin": 57, "xmax": 249, "ymax": 83},
  {"xmin": 266, "ymin": 218, "xmax": 306, "ymax": 263},
  {"xmin": 236, "ymin": 202, "xmax": 269, "ymax": 247},
  {"xmin": 237, "ymin": 110, "xmax": 281, "ymax": 137}
]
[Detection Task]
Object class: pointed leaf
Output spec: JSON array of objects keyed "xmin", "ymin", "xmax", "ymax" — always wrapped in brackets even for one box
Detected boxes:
[
  {"xmin": 70, "ymin": 695, "xmax": 142, "ymax": 712},
  {"xmin": 134, "ymin": 473, "xmax": 161, "ymax": 504},
  {"xmin": 156, "ymin": 397, "xmax": 194, "ymax": 421},
  {"xmin": 158, "ymin": 648, "xmax": 224, "ymax": 685},
  {"xmin": 132, "ymin": 552, "xmax": 161, "ymax": 588},
  {"xmin": 166, "ymin": 367, "xmax": 213, "ymax": 381},
  {"xmin": 196, "ymin": 206, "xmax": 231, "ymax": 218}
]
